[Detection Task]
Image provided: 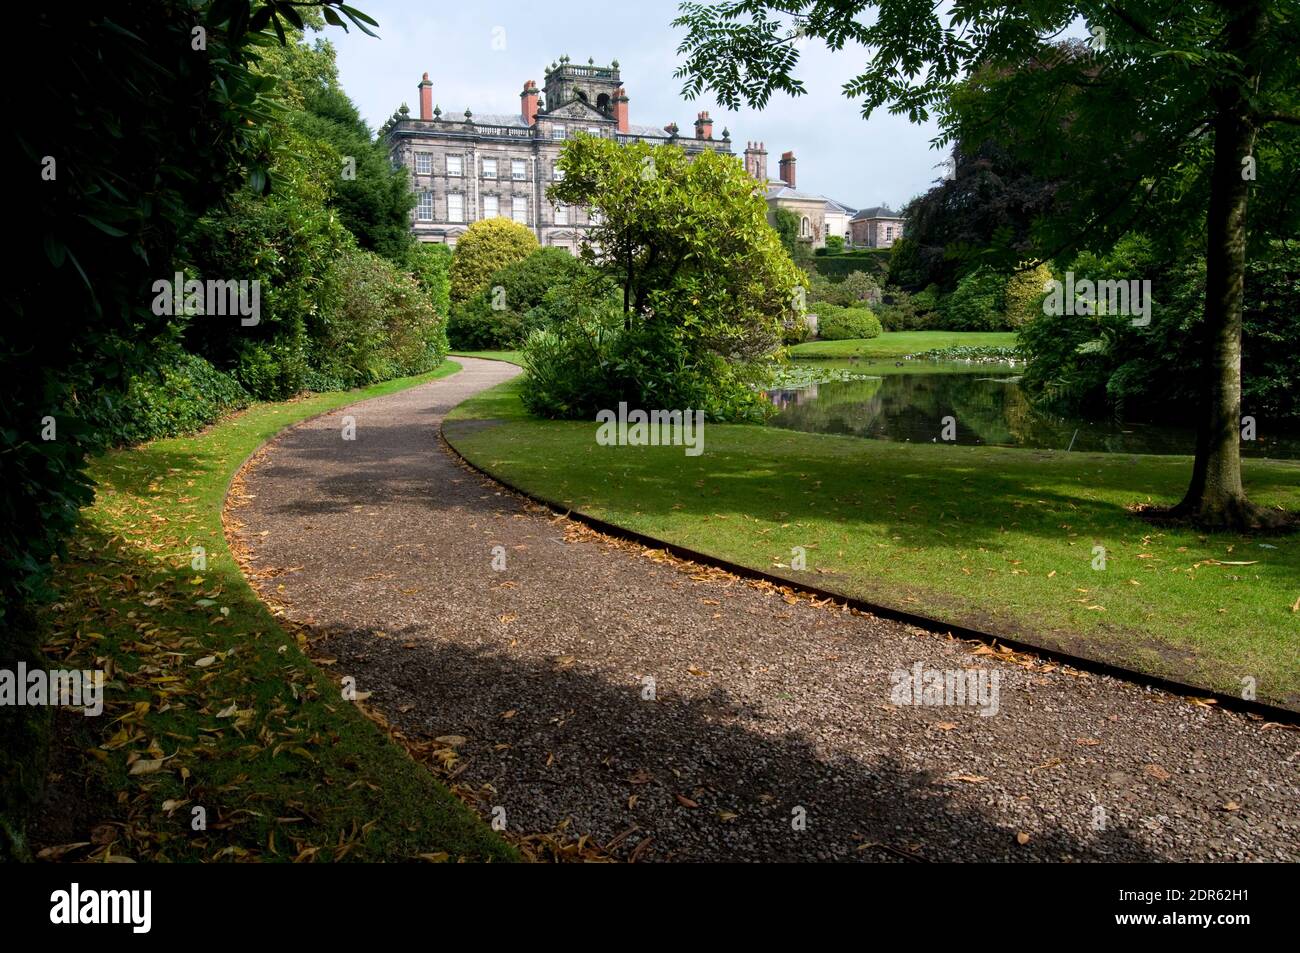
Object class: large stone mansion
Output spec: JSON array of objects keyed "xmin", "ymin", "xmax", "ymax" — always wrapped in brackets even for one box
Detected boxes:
[
  {"xmin": 382, "ymin": 56, "xmax": 903, "ymax": 251},
  {"xmin": 382, "ymin": 57, "xmax": 733, "ymax": 251}
]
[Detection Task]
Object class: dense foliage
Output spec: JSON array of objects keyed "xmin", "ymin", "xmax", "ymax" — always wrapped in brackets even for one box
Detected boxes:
[
  {"xmin": 818, "ymin": 306, "xmax": 883, "ymax": 341},
  {"xmin": 543, "ymin": 136, "xmax": 802, "ymax": 418},
  {"xmin": 674, "ymin": 0, "xmax": 1300, "ymax": 526},
  {"xmin": 1019, "ymin": 238, "xmax": 1300, "ymax": 425},
  {"xmin": 2, "ymin": 0, "xmax": 381, "ymax": 861},
  {"xmin": 449, "ymin": 247, "xmax": 588, "ymax": 350},
  {"xmin": 449, "ymin": 219, "xmax": 540, "ymax": 306}
]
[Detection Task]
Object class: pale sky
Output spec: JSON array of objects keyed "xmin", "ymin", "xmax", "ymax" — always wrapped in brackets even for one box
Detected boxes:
[{"xmin": 327, "ymin": 0, "xmax": 944, "ymax": 212}]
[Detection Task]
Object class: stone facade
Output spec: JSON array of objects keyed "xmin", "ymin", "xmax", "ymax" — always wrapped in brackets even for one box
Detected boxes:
[
  {"xmin": 383, "ymin": 57, "xmax": 733, "ymax": 249},
  {"xmin": 849, "ymin": 206, "xmax": 904, "ymax": 248},
  {"xmin": 748, "ymin": 143, "xmax": 859, "ymax": 251}
]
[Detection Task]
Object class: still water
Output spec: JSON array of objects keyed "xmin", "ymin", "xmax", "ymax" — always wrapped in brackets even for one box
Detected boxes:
[{"xmin": 768, "ymin": 359, "xmax": 1300, "ymax": 459}]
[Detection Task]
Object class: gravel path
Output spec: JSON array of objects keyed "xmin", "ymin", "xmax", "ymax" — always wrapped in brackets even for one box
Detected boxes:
[{"xmin": 228, "ymin": 357, "xmax": 1298, "ymax": 862}]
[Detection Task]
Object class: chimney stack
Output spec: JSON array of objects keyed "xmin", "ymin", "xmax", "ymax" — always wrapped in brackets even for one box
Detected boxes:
[
  {"xmin": 521, "ymin": 80, "xmax": 539, "ymax": 125},
  {"xmin": 614, "ymin": 86, "xmax": 630, "ymax": 133},
  {"xmin": 744, "ymin": 141, "xmax": 769, "ymax": 182},
  {"xmin": 694, "ymin": 110, "xmax": 713, "ymax": 140},
  {"xmin": 779, "ymin": 150, "xmax": 796, "ymax": 189},
  {"xmin": 418, "ymin": 72, "xmax": 433, "ymax": 121}
]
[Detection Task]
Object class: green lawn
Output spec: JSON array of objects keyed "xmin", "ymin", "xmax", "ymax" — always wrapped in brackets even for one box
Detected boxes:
[
  {"xmin": 790, "ymin": 331, "xmax": 1019, "ymax": 359},
  {"xmin": 446, "ymin": 377, "xmax": 1300, "ymax": 709},
  {"xmin": 40, "ymin": 360, "xmax": 517, "ymax": 862},
  {"xmin": 450, "ymin": 349, "xmax": 524, "ymax": 364}
]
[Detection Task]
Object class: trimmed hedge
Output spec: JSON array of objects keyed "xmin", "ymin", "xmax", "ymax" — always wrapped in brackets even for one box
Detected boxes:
[{"xmin": 818, "ymin": 306, "xmax": 883, "ymax": 340}]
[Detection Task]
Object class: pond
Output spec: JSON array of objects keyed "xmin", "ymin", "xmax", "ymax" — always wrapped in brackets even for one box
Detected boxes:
[{"xmin": 767, "ymin": 359, "xmax": 1300, "ymax": 459}]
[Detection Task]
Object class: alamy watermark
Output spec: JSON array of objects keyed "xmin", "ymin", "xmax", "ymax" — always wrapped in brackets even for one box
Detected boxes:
[
  {"xmin": 596, "ymin": 402, "xmax": 704, "ymax": 457},
  {"xmin": 889, "ymin": 662, "xmax": 1001, "ymax": 717},
  {"xmin": 151, "ymin": 272, "xmax": 260, "ymax": 326},
  {"xmin": 1043, "ymin": 272, "xmax": 1151, "ymax": 327},
  {"xmin": 1, "ymin": 663, "xmax": 104, "ymax": 716}
]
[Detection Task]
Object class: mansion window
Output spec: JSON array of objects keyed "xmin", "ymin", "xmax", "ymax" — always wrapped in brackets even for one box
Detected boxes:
[
  {"xmin": 512, "ymin": 196, "xmax": 528, "ymax": 224},
  {"xmin": 551, "ymin": 126, "xmax": 567, "ymax": 140},
  {"xmin": 554, "ymin": 204, "xmax": 568, "ymax": 226},
  {"xmin": 446, "ymin": 155, "xmax": 464, "ymax": 177},
  {"xmin": 511, "ymin": 159, "xmax": 527, "ymax": 180},
  {"xmin": 416, "ymin": 191, "xmax": 434, "ymax": 222},
  {"xmin": 447, "ymin": 192, "xmax": 465, "ymax": 223},
  {"xmin": 482, "ymin": 195, "xmax": 499, "ymax": 219},
  {"xmin": 553, "ymin": 164, "xmax": 564, "ymax": 181},
  {"xmin": 482, "ymin": 158, "xmax": 498, "ymax": 179},
  {"xmin": 586, "ymin": 127, "xmax": 601, "ymax": 137},
  {"xmin": 414, "ymin": 152, "xmax": 433, "ymax": 175}
]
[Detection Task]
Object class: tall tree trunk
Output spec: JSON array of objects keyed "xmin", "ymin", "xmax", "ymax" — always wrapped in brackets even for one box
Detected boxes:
[{"xmin": 1174, "ymin": 2, "xmax": 1263, "ymax": 529}]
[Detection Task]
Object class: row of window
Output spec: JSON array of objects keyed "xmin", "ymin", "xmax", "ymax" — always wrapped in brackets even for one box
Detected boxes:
[
  {"xmin": 415, "ymin": 191, "xmax": 578, "ymax": 226},
  {"xmin": 413, "ymin": 154, "xmax": 570, "ymax": 181}
]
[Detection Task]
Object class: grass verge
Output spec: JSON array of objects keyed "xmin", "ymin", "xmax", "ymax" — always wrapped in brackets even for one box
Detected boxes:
[
  {"xmin": 35, "ymin": 361, "xmax": 518, "ymax": 862},
  {"xmin": 789, "ymin": 331, "xmax": 1018, "ymax": 359},
  {"xmin": 450, "ymin": 349, "xmax": 523, "ymax": 364},
  {"xmin": 446, "ymin": 377, "xmax": 1300, "ymax": 710}
]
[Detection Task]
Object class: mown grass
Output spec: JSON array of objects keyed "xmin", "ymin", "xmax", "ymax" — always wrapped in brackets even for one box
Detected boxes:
[
  {"xmin": 39, "ymin": 361, "xmax": 518, "ymax": 862},
  {"xmin": 446, "ymin": 377, "xmax": 1300, "ymax": 709},
  {"xmin": 789, "ymin": 331, "xmax": 1018, "ymax": 359},
  {"xmin": 450, "ymin": 349, "xmax": 523, "ymax": 364}
]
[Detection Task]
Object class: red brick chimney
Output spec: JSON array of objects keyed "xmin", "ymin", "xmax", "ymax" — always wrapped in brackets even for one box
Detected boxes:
[
  {"xmin": 418, "ymin": 72, "xmax": 433, "ymax": 121},
  {"xmin": 694, "ymin": 111, "xmax": 713, "ymax": 139},
  {"xmin": 779, "ymin": 150, "xmax": 796, "ymax": 189},
  {"xmin": 614, "ymin": 87, "xmax": 630, "ymax": 133},
  {"xmin": 521, "ymin": 80, "xmax": 539, "ymax": 125}
]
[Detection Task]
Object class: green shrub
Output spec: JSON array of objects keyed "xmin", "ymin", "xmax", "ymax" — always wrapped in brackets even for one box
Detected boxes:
[
  {"xmin": 408, "ymin": 241, "xmax": 453, "ymax": 319},
  {"xmin": 1004, "ymin": 263, "xmax": 1054, "ymax": 329},
  {"xmin": 875, "ymin": 288, "xmax": 936, "ymax": 331},
  {"xmin": 88, "ymin": 350, "xmax": 250, "ymax": 447},
  {"xmin": 449, "ymin": 247, "xmax": 589, "ymax": 350},
  {"xmin": 1019, "ymin": 236, "xmax": 1300, "ymax": 424},
  {"xmin": 941, "ymin": 266, "xmax": 1007, "ymax": 330},
  {"xmin": 825, "ymin": 235, "xmax": 845, "ymax": 254},
  {"xmin": 782, "ymin": 314, "xmax": 813, "ymax": 345},
  {"xmin": 449, "ymin": 218, "xmax": 539, "ymax": 305},
  {"xmin": 316, "ymin": 247, "xmax": 448, "ymax": 386},
  {"xmin": 819, "ymin": 306, "xmax": 882, "ymax": 340},
  {"xmin": 520, "ymin": 286, "xmax": 771, "ymax": 422}
]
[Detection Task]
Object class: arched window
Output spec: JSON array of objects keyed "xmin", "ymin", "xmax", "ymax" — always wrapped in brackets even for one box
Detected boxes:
[{"xmin": 800, "ymin": 216, "xmax": 810, "ymax": 237}]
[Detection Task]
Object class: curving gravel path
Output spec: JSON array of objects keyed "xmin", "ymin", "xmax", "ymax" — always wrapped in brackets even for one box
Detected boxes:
[{"xmin": 227, "ymin": 357, "xmax": 1298, "ymax": 862}]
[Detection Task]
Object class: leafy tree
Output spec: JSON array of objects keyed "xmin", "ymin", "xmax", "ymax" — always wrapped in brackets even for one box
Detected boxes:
[
  {"xmin": 449, "ymin": 219, "xmax": 539, "ymax": 305},
  {"xmin": 674, "ymin": 0, "xmax": 1300, "ymax": 528},
  {"xmin": 297, "ymin": 87, "xmax": 415, "ymax": 263},
  {"xmin": 891, "ymin": 140, "xmax": 1059, "ymax": 292},
  {"xmin": 184, "ymin": 125, "xmax": 353, "ymax": 399},
  {"xmin": 550, "ymin": 135, "xmax": 802, "ymax": 373}
]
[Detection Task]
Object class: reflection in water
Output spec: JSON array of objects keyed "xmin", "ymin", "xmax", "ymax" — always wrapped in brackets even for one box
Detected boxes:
[{"xmin": 767, "ymin": 361, "xmax": 1300, "ymax": 459}]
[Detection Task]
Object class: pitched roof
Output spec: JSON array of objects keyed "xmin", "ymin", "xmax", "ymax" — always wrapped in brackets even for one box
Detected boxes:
[
  {"xmin": 850, "ymin": 205, "xmax": 903, "ymax": 221},
  {"xmin": 824, "ymin": 197, "xmax": 857, "ymax": 215},
  {"xmin": 766, "ymin": 183, "xmax": 829, "ymax": 202}
]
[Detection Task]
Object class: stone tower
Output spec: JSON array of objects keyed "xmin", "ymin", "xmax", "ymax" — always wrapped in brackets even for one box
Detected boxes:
[
  {"xmin": 543, "ymin": 56, "xmax": 625, "ymax": 121},
  {"xmin": 744, "ymin": 141, "xmax": 769, "ymax": 181}
]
